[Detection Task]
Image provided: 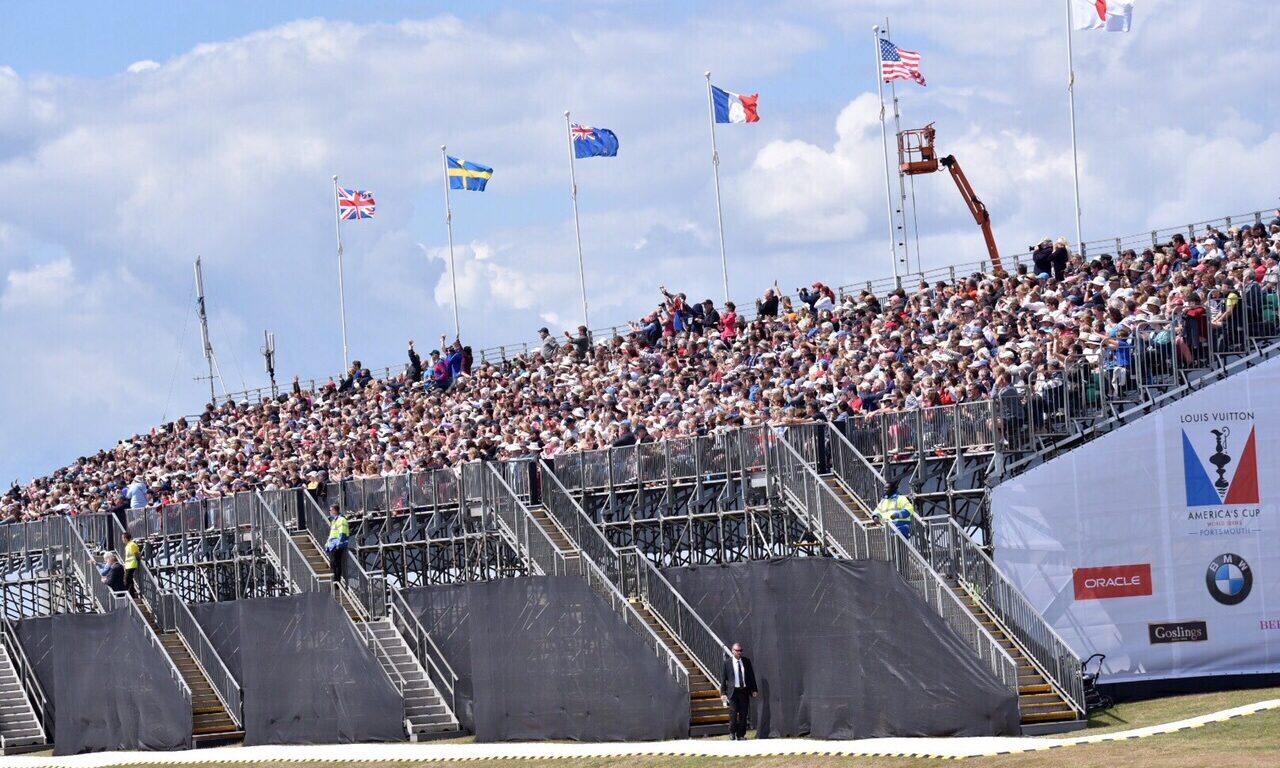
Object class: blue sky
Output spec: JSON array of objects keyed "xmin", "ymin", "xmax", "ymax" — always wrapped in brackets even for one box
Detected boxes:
[{"xmin": 2, "ymin": 0, "xmax": 1278, "ymax": 484}]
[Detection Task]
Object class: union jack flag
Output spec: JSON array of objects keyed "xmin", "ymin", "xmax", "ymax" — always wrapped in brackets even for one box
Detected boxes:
[{"xmin": 337, "ymin": 187, "xmax": 376, "ymax": 220}]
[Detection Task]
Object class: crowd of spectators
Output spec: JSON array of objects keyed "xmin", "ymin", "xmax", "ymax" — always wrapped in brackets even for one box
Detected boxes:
[{"xmin": 6, "ymin": 215, "xmax": 1280, "ymax": 523}]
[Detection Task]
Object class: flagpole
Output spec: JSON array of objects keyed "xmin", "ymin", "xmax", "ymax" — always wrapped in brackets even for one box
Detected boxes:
[
  {"xmin": 1064, "ymin": 0, "xmax": 1084, "ymax": 253},
  {"xmin": 704, "ymin": 71, "xmax": 731, "ymax": 304},
  {"xmin": 331, "ymin": 174, "xmax": 350, "ymax": 370},
  {"xmin": 440, "ymin": 146, "xmax": 462, "ymax": 341},
  {"xmin": 564, "ymin": 111, "xmax": 591, "ymax": 329},
  {"xmin": 884, "ymin": 18, "xmax": 911, "ymax": 275},
  {"xmin": 873, "ymin": 26, "xmax": 900, "ymax": 279}
]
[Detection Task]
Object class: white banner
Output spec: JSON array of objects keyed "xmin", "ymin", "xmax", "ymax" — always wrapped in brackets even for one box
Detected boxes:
[{"xmin": 993, "ymin": 355, "xmax": 1280, "ymax": 683}]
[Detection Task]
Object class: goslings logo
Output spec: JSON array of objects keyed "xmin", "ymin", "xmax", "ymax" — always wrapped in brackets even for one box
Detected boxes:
[
  {"xmin": 1179, "ymin": 413, "xmax": 1262, "ymax": 537},
  {"xmin": 1205, "ymin": 553, "xmax": 1252, "ymax": 606}
]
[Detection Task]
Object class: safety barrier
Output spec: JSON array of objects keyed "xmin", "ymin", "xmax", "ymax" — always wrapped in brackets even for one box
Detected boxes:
[
  {"xmin": 767, "ymin": 434, "xmax": 1021, "ymax": 699},
  {"xmin": 300, "ymin": 493, "xmax": 387, "ymax": 620},
  {"xmin": 771, "ymin": 431, "xmax": 873, "ymax": 560},
  {"xmin": 618, "ymin": 548, "xmax": 731, "ymax": 689},
  {"xmin": 472, "ymin": 463, "xmax": 568, "ymax": 577},
  {"xmin": 251, "ymin": 492, "xmax": 322, "ymax": 593},
  {"xmin": 542, "ymin": 465, "xmax": 730, "ymax": 688},
  {"xmin": 0, "ymin": 613, "xmax": 48, "ymax": 746},
  {"xmin": 914, "ymin": 516, "xmax": 1085, "ymax": 716},
  {"xmin": 389, "ymin": 586, "xmax": 459, "ymax": 719}
]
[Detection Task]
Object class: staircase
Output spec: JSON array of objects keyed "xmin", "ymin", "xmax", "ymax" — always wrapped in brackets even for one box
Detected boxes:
[
  {"xmin": 821, "ymin": 476, "xmax": 873, "ymax": 523},
  {"xmin": 0, "ymin": 643, "xmax": 45, "ymax": 754},
  {"xmin": 943, "ymin": 579, "xmax": 1078, "ymax": 728},
  {"xmin": 284, "ymin": 514, "xmax": 461, "ymax": 741},
  {"xmin": 526, "ymin": 505, "xmax": 581, "ymax": 563},
  {"xmin": 629, "ymin": 599, "xmax": 730, "ymax": 734},
  {"xmin": 135, "ymin": 601, "xmax": 242, "ymax": 745},
  {"xmin": 367, "ymin": 619, "xmax": 461, "ymax": 739}
]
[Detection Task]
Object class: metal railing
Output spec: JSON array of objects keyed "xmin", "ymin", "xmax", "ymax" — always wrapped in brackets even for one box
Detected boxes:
[
  {"xmin": 914, "ymin": 516, "xmax": 1085, "ymax": 716},
  {"xmin": 1078, "ymin": 206, "xmax": 1273, "ymax": 257},
  {"xmin": 540, "ymin": 463, "xmax": 620, "ymax": 581},
  {"xmin": 301, "ymin": 493, "xmax": 387, "ymax": 620},
  {"xmin": 767, "ymin": 436, "xmax": 1021, "ymax": 699},
  {"xmin": 474, "ymin": 463, "xmax": 568, "ymax": 577},
  {"xmin": 618, "ymin": 548, "xmax": 731, "ymax": 690},
  {"xmin": 772, "ymin": 431, "xmax": 874, "ymax": 559},
  {"xmin": 252, "ymin": 491, "xmax": 322, "ymax": 593},
  {"xmin": 880, "ymin": 525, "xmax": 1020, "ymax": 696},
  {"xmin": 478, "ymin": 463, "xmax": 688, "ymax": 688},
  {"xmin": 826, "ymin": 422, "xmax": 886, "ymax": 510},
  {"xmin": 542, "ymin": 465, "xmax": 730, "ymax": 688},
  {"xmin": 0, "ymin": 613, "xmax": 48, "ymax": 747},
  {"xmin": 389, "ymin": 586, "xmax": 459, "ymax": 719}
]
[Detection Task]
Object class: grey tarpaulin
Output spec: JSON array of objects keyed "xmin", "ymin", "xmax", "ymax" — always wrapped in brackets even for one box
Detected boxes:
[
  {"xmin": 197, "ymin": 592, "xmax": 404, "ymax": 745},
  {"xmin": 403, "ymin": 576, "xmax": 688, "ymax": 742},
  {"xmin": 665, "ymin": 558, "xmax": 1021, "ymax": 738},
  {"xmin": 15, "ymin": 616, "xmax": 56, "ymax": 736},
  {"xmin": 48, "ymin": 609, "xmax": 192, "ymax": 754},
  {"xmin": 187, "ymin": 601, "xmax": 241, "ymax": 681}
]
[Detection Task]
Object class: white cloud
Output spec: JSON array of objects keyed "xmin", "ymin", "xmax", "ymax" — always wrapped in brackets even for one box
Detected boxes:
[
  {"xmin": 2, "ymin": 2, "xmax": 1279, "ymax": 484},
  {"xmin": 1, "ymin": 258, "xmax": 76, "ymax": 311}
]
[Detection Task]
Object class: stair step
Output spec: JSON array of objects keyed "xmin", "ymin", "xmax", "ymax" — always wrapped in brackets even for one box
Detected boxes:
[{"xmin": 1021, "ymin": 710, "xmax": 1080, "ymax": 723}]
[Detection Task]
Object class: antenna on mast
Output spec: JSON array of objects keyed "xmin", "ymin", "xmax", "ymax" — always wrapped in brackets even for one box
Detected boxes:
[
  {"xmin": 262, "ymin": 331, "xmax": 277, "ymax": 398},
  {"xmin": 193, "ymin": 256, "xmax": 229, "ymax": 404}
]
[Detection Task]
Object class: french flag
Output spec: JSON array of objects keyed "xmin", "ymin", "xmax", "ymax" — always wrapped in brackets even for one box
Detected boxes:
[{"xmin": 711, "ymin": 85, "xmax": 759, "ymax": 124}]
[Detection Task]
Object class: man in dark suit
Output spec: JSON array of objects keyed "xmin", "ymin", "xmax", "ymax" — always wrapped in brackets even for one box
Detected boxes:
[{"xmin": 720, "ymin": 642, "xmax": 759, "ymax": 740}]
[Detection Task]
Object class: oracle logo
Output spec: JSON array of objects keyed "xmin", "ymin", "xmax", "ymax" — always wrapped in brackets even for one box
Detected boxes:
[{"xmin": 1073, "ymin": 564, "xmax": 1153, "ymax": 600}]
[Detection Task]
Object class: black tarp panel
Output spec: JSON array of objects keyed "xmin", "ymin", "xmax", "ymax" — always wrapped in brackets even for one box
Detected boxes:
[
  {"xmin": 404, "ymin": 576, "xmax": 688, "ymax": 742},
  {"xmin": 15, "ymin": 616, "xmax": 56, "ymax": 734},
  {"xmin": 49, "ymin": 609, "xmax": 192, "ymax": 754},
  {"xmin": 665, "ymin": 558, "xmax": 1021, "ymax": 738},
  {"xmin": 188, "ymin": 601, "xmax": 242, "ymax": 681},
  {"xmin": 235, "ymin": 592, "xmax": 404, "ymax": 745}
]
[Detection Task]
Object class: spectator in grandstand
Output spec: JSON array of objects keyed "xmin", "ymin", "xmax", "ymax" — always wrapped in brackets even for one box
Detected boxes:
[
  {"xmin": 538, "ymin": 327, "xmax": 558, "ymax": 360},
  {"xmin": 99, "ymin": 552, "xmax": 126, "ymax": 593},
  {"xmin": 407, "ymin": 340, "xmax": 423, "ymax": 382},
  {"xmin": 721, "ymin": 642, "xmax": 759, "ymax": 740},
  {"xmin": 756, "ymin": 281, "xmax": 780, "ymax": 317},
  {"xmin": 564, "ymin": 325, "xmax": 590, "ymax": 358},
  {"xmin": 126, "ymin": 475, "xmax": 149, "ymax": 510},
  {"xmin": 1051, "ymin": 238, "xmax": 1070, "ymax": 281},
  {"xmin": 324, "ymin": 504, "xmax": 349, "ymax": 589}
]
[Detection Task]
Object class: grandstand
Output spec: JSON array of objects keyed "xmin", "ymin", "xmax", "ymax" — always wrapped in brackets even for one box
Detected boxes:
[{"xmin": 1, "ymin": 205, "xmax": 1278, "ymax": 753}]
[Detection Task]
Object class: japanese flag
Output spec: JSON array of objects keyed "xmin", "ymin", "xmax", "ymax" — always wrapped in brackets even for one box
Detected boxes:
[{"xmin": 1074, "ymin": 0, "xmax": 1134, "ymax": 32}]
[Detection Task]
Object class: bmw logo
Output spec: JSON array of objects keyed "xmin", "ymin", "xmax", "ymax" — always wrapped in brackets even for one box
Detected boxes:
[{"xmin": 1206, "ymin": 553, "xmax": 1253, "ymax": 606}]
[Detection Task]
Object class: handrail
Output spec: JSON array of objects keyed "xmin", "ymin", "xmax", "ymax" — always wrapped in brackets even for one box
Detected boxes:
[
  {"xmin": 300, "ymin": 493, "xmax": 387, "ymax": 620},
  {"xmin": 772, "ymin": 431, "xmax": 873, "ymax": 559},
  {"xmin": 389, "ymin": 586, "xmax": 459, "ymax": 719},
  {"xmin": 118, "ymin": 594, "xmax": 195, "ymax": 708},
  {"xmin": 161, "ymin": 591, "xmax": 244, "ymax": 727},
  {"xmin": 770, "ymin": 433, "xmax": 1021, "ymax": 698},
  {"xmin": 58, "ymin": 517, "xmax": 121, "ymax": 613},
  {"xmin": 482, "ymin": 463, "xmax": 688, "ymax": 688},
  {"xmin": 541, "ymin": 465, "xmax": 731, "ymax": 688},
  {"xmin": 252, "ymin": 491, "xmax": 321, "ymax": 593},
  {"xmin": 825, "ymin": 422, "xmax": 886, "ymax": 511},
  {"xmin": 618, "ymin": 547, "xmax": 731, "ymax": 690},
  {"xmin": 880, "ymin": 523, "xmax": 1021, "ymax": 695},
  {"xmin": 917, "ymin": 516, "xmax": 1086, "ymax": 715},
  {"xmin": 479, "ymin": 463, "xmax": 567, "ymax": 577},
  {"xmin": 0, "ymin": 613, "xmax": 48, "ymax": 746}
]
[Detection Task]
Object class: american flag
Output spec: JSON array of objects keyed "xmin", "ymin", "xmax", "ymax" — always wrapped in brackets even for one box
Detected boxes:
[
  {"xmin": 880, "ymin": 39, "xmax": 925, "ymax": 86},
  {"xmin": 337, "ymin": 187, "xmax": 376, "ymax": 220}
]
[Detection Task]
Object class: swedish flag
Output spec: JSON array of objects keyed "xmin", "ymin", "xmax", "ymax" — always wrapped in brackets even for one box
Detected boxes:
[{"xmin": 447, "ymin": 156, "xmax": 493, "ymax": 191}]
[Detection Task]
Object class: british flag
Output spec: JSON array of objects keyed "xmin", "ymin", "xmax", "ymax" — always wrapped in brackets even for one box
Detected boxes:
[{"xmin": 337, "ymin": 187, "xmax": 376, "ymax": 220}]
